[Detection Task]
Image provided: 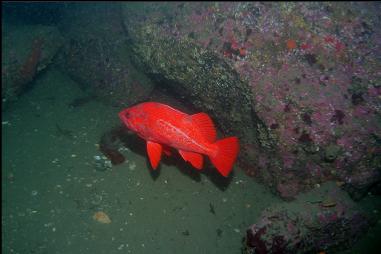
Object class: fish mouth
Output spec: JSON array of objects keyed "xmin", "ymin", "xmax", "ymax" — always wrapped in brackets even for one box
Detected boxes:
[
  {"xmin": 119, "ymin": 109, "xmax": 129, "ymax": 118},
  {"xmin": 119, "ymin": 110, "xmax": 130, "ymax": 126},
  {"xmin": 123, "ymin": 111, "xmax": 131, "ymax": 119}
]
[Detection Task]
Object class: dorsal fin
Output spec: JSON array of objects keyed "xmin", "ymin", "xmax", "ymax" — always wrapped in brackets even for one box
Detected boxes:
[
  {"xmin": 178, "ymin": 150, "xmax": 203, "ymax": 170},
  {"xmin": 190, "ymin": 112, "xmax": 217, "ymax": 142},
  {"xmin": 146, "ymin": 141, "xmax": 162, "ymax": 169}
]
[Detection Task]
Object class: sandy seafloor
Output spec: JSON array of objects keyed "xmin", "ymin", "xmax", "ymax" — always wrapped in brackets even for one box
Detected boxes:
[{"xmin": 2, "ymin": 67, "xmax": 381, "ymax": 253}]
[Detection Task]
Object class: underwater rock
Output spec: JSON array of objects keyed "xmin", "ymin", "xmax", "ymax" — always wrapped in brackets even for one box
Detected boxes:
[
  {"xmin": 99, "ymin": 126, "xmax": 127, "ymax": 165},
  {"xmin": 2, "ymin": 24, "xmax": 64, "ymax": 110},
  {"xmin": 120, "ymin": 2, "xmax": 381, "ymax": 199},
  {"xmin": 121, "ymin": 2, "xmax": 260, "ymax": 180},
  {"xmin": 276, "ymin": 180, "xmax": 300, "ymax": 201},
  {"xmin": 244, "ymin": 182, "xmax": 371, "ymax": 253},
  {"xmin": 324, "ymin": 144, "xmax": 341, "ymax": 162},
  {"xmin": 93, "ymin": 211, "xmax": 111, "ymax": 224},
  {"xmin": 68, "ymin": 95, "xmax": 96, "ymax": 108},
  {"xmin": 343, "ymin": 162, "xmax": 381, "ymax": 201},
  {"xmin": 58, "ymin": 3, "xmax": 154, "ymax": 107}
]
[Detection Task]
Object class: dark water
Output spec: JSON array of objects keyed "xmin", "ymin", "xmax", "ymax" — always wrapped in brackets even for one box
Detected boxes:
[{"xmin": 2, "ymin": 2, "xmax": 381, "ymax": 254}]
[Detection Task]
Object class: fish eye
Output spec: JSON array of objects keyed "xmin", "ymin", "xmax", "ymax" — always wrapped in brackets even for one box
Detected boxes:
[{"xmin": 124, "ymin": 111, "xmax": 130, "ymax": 118}]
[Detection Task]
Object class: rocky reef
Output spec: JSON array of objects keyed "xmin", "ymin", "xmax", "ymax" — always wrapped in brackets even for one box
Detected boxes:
[
  {"xmin": 57, "ymin": 3, "xmax": 154, "ymax": 107},
  {"xmin": 3, "ymin": 3, "xmax": 380, "ymax": 252},
  {"xmin": 244, "ymin": 182, "xmax": 372, "ymax": 253},
  {"xmin": 3, "ymin": 2, "xmax": 379, "ymax": 200},
  {"xmin": 118, "ymin": 4, "xmax": 381, "ymax": 250},
  {"xmin": 120, "ymin": 2, "xmax": 381, "ymax": 200},
  {"xmin": 2, "ymin": 24, "xmax": 64, "ymax": 109}
]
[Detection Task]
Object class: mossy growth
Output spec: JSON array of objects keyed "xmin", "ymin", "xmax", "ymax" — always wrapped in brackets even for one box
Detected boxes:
[{"xmin": 324, "ymin": 144, "xmax": 342, "ymax": 162}]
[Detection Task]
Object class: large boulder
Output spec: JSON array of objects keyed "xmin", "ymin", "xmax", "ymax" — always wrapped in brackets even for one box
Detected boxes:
[
  {"xmin": 2, "ymin": 24, "xmax": 64, "ymax": 109},
  {"xmin": 244, "ymin": 182, "xmax": 372, "ymax": 253},
  {"xmin": 121, "ymin": 2, "xmax": 381, "ymax": 199},
  {"xmin": 58, "ymin": 3, "xmax": 154, "ymax": 107}
]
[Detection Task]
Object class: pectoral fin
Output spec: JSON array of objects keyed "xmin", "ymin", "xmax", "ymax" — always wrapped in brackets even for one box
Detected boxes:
[
  {"xmin": 147, "ymin": 141, "xmax": 162, "ymax": 169},
  {"xmin": 178, "ymin": 150, "xmax": 203, "ymax": 170}
]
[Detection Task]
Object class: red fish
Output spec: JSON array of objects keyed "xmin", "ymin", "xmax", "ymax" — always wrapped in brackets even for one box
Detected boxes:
[{"xmin": 119, "ymin": 102, "xmax": 239, "ymax": 177}]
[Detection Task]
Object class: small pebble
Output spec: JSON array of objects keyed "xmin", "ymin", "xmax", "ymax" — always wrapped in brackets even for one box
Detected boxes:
[
  {"xmin": 129, "ymin": 162, "xmax": 136, "ymax": 170},
  {"xmin": 93, "ymin": 211, "xmax": 111, "ymax": 224}
]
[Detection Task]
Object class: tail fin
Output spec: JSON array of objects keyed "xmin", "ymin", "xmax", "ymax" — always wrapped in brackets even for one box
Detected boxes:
[{"xmin": 209, "ymin": 137, "xmax": 239, "ymax": 177}]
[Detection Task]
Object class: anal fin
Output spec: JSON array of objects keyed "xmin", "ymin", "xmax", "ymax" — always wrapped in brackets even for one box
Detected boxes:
[
  {"xmin": 147, "ymin": 141, "xmax": 162, "ymax": 169},
  {"xmin": 162, "ymin": 145, "xmax": 172, "ymax": 156},
  {"xmin": 178, "ymin": 150, "xmax": 203, "ymax": 170}
]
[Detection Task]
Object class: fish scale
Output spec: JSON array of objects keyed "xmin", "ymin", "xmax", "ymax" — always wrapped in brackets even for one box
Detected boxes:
[{"xmin": 119, "ymin": 102, "xmax": 239, "ymax": 177}]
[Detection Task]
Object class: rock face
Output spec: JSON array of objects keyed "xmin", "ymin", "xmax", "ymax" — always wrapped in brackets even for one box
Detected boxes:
[
  {"xmin": 244, "ymin": 182, "xmax": 371, "ymax": 254},
  {"xmin": 58, "ymin": 3, "xmax": 154, "ymax": 107},
  {"xmin": 4, "ymin": 3, "xmax": 379, "ymax": 201},
  {"xmin": 121, "ymin": 2, "xmax": 381, "ymax": 199},
  {"xmin": 2, "ymin": 25, "xmax": 64, "ymax": 109}
]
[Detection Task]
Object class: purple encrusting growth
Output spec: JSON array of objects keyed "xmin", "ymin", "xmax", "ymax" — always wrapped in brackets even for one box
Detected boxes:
[
  {"xmin": 244, "ymin": 182, "xmax": 371, "ymax": 253},
  {"xmin": 198, "ymin": 3, "xmax": 378, "ymax": 188},
  {"xmin": 122, "ymin": 2, "xmax": 381, "ymax": 199}
]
